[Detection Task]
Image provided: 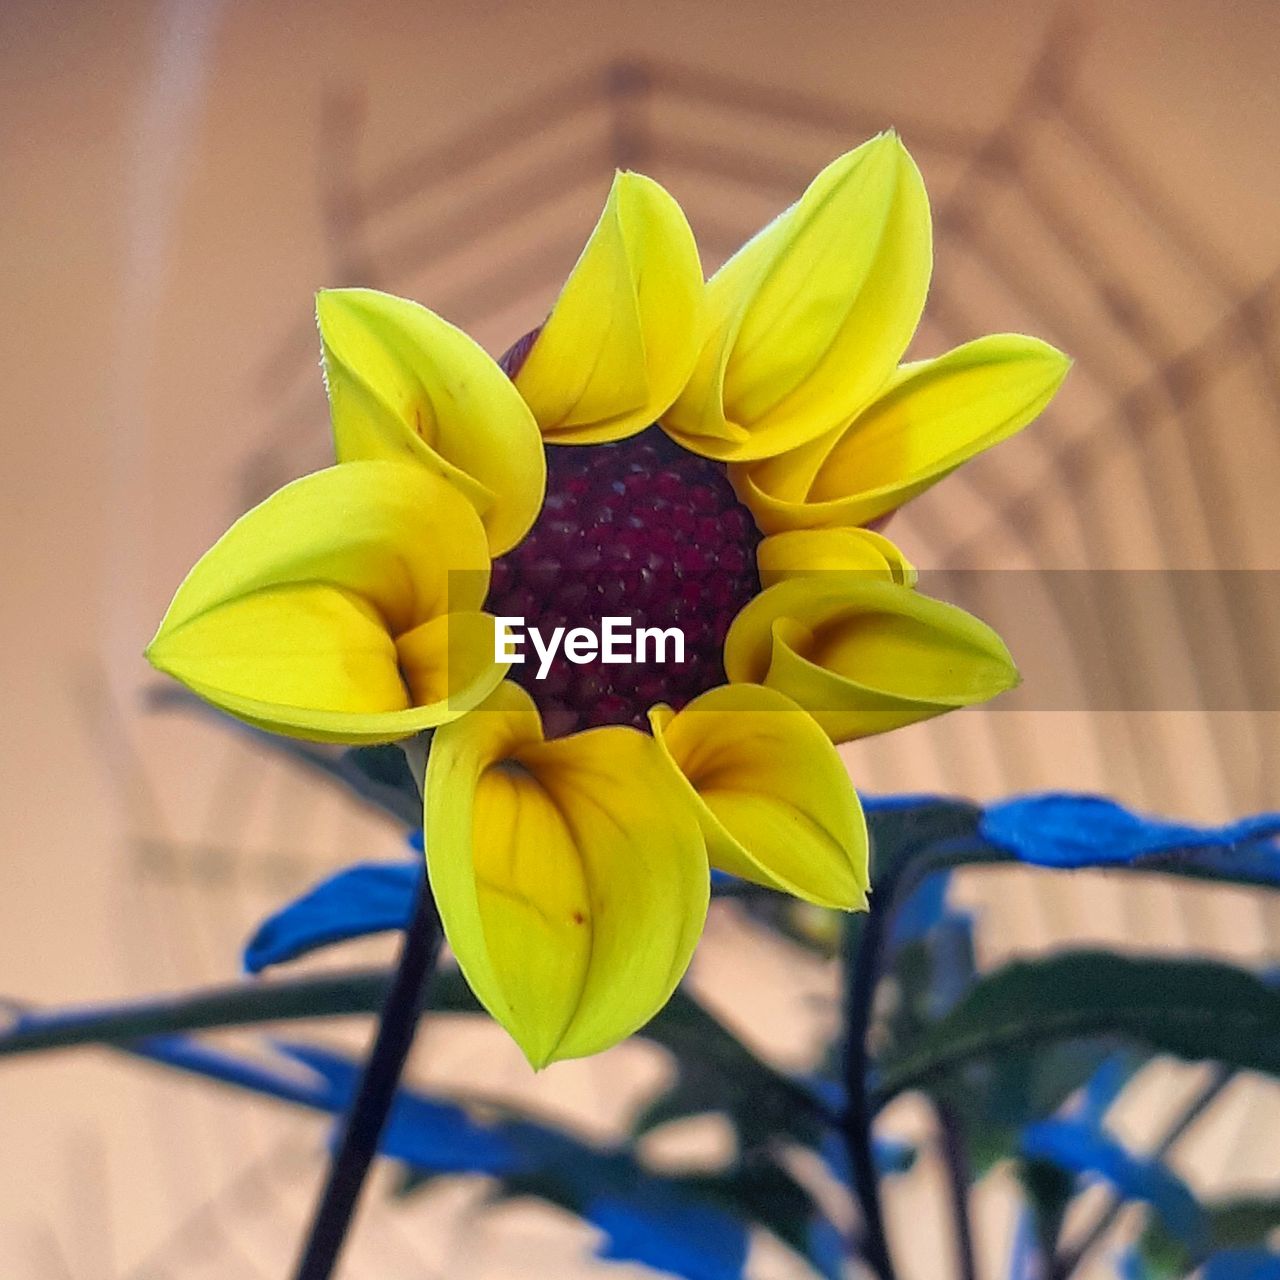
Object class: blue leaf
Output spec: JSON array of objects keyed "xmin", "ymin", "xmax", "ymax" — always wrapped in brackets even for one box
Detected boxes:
[
  {"xmin": 244, "ymin": 862, "xmax": 421, "ymax": 973},
  {"xmin": 588, "ymin": 1188, "xmax": 748, "ymax": 1280},
  {"xmin": 887, "ymin": 871, "xmax": 951, "ymax": 950},
  {"xmin": 1077, "ymin": 1051, "xmax": 1141, "ymax": 1129},
  {"xmin": 132, "ymin": 1035, "xmax": 335, "ymax": 1108},
  {"xmin": 1201, "ymin": 1250, "xmax": 1280, "ymax": 1279},
  {"xmin": 133, "ymin": 1033, "xmax": 812, "ymax": 1280},
  {"xmin": 799, "ymin": 1075, "xmax": 845, "ymax": 1116},
  {"xmin": 274, "ymin": 1042, "xmax": 523, "ymax": 1176},
  {"xmin": 982, "ymin": 794, "xmax": 1280, "ymax": 880},
  {"xmin": 1021, "ymin": 1119, "xmax": 1207, "ymax": 1253},
  {"xmin": 136, "ymin": 1034, "xmax": 523, "ymax": 1177},
  {"xmin": 805, "ymin": 1216, "xmax": 847, "ymax": 1280}
]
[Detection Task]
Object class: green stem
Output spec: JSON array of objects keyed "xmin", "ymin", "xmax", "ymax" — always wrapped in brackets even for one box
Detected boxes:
[
  {"xmin": 936, "ymin": 1100, "xmax": 978, "ymax": 1280},
  {"xmin": 841, "ymin": 901, "xmax": 896, "ymax": 1280},
  {"xmin": 873, "ymin": 1000, "xmax": 1262, "ymax": 1110}
]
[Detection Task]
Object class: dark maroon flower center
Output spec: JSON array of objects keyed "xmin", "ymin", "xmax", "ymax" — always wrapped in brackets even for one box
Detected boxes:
[{"xmin": 486, "ymin": 428, "xmax": 762, "ymax": 736}]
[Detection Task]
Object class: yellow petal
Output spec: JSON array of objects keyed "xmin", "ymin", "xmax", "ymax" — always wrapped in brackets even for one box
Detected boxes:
[
  {"xmin": 317, "ymin": 287, "xmax": 546, "ymax": 554},
  {"xmin": 146, "ymin": 461, "xmax": 506, "ymax": 743},
  {"xmin": 756, "ymin": 527, "xmax": 917, "ymax": 588},
  {"xmin": 738, "ymin": 334, "xmax": 1071, "ymax": 531},
  {"xmin": 650, "ymin": 684, "xmax": 868, "ymax": 910},
  {"xmin": 663, "ymin": 133, "xmax": 931, "ymax": 462},
  {"xmin": 396, "ymin": 610, "xmax": 514, "ymax": 715},
  {"xmin": 425, "ymin": 683, "xmax": 708, "ymax": 1067},
  {"xmin": 723, "ymin": 575, "xmax": 1018, "ymax": 742},
  {"xmin": 514, "ymin": 172, "xmax": 703, "ymax": 444}
]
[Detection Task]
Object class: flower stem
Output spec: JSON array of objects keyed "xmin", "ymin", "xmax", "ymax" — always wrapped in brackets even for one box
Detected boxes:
[
  {"xmin": 841, "ymin": 901, "xmax": 896, "ymax": 1280},
  {"xmin": 291, "ymin": 872, "xmax": 442, "ymax": 1280},
  {"xmin": 936, "ymin": 1100, "xmax": 978, "ymax": 1280}
]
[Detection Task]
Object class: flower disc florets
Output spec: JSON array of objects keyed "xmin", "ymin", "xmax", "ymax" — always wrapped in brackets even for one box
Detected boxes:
[{"xmin": 487, "ymin": 429, "xmax": 761, "ymax": 736}]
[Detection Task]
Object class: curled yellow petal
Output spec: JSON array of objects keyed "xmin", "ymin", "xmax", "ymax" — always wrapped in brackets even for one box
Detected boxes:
[
  {"xmin": 317, "ymin": 287, "xmax": 546, "ymax": 554},
  {"xmin": 756, "ymin": 527, "xmax": 917, "ymax": 588},
  {"xmin": 738, "ymin": 334, "xmax": 1071, "ymax": 531},
  {"xmin": 663, "ymin": 133, "xmax": 931, "ymax": 463},
  {"xmin": 650, "ymin": 684, "xmax": 868, "ymax": 910},
  {"xmin": 514, "ymin": 172, "xmax": 703, "ymax": 444},
  {"xmin": 425, "ymin": 683, "xmax": 708, "ymax": 1068},
  {"xmin": 723, "ymin": 575, "xmax": 1018, "ymax": 742},
  {"xmin": 146, "ymin": 461, "xmax": 506, "ymax": 743}
]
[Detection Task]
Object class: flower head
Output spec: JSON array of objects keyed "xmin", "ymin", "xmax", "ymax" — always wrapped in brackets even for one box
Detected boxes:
[{"xmin": 149, "ymin": 135, "xmax": 1067, "ymax": 1066}]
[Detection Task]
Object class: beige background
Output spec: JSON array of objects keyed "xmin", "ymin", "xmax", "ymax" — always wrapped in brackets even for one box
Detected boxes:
[{"xmin": 2, "ymin": 0, "xmax": 1278, "ymax": 1276}]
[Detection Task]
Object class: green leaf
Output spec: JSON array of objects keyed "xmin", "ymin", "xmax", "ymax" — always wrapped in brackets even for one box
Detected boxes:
[
  {"xmin": 0, "ymin": 964, "xmax": 485, "ymax": 1059},
  {"xmin": 942, "ymin": 1040, "xmax": 1125, "ymax": 1175},
  {"xmin": 865, "ymin": 798, "xmax": 983, "ymax": 886},
  {"xmin": 1208, "ymin": 1198, "xmax": 1280, "ymax": 1250},
  {"xmin": 644, "ymin": 990, "xmax": 809, "ymax": 1098},
  {"xmin": 0, "ymin": 970, "xmax": 396, "ymax": 1056},
  {"xmin": 1139, "ymin": 1196, "xmax": 1280, "ymax": 1276},
  {"xmin": 676, "ymin": 1160, "xmax": 833, "ymax": 1270},
  {"xmin": 874, "ymin": 953, "xmax": 1280, "ymax": 1105},
  {"xmin": 337, "ymin": 744, "xmax": 424, "ymax": 826},
  {"xmin": 634, "ymin": 991, "xmax": 832, "ymax": 1150},
  {"xmin": 632, "ymin": 1060, "xmax": 825, "ymax": 1152}
]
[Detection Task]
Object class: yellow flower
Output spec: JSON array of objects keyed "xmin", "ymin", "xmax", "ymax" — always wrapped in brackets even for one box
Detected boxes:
[{"xmin": 149, "ymin": 138, "xmax": 1065, "ymax": 1067}]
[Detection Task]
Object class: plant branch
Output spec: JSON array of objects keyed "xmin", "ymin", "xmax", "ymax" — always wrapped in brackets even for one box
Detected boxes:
[
  {"xmin": 0, "ymin": 971, "xmax": 406, "ymax": 1057},
  {"xmin": 936, "ymin": 1100, "xmax": 978, "ymax": 1280},
  {"xmin": 291, "ymin": 871, "xmax": 443, "ymax": 1280},
  {"xmin": 841, "ymin": 899, "xmax": 897, "ymax": 1280},
  {"xmin": 1051, "ymin": 1064, "xmax": 1233, "ymax": 1279}
]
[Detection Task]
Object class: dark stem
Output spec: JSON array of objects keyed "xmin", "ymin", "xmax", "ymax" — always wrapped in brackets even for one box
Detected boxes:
[
  {"xmin": 841, "ymin": 900, "xmax": 897, "ymax": 1280},
  {"xmin": 936, "ymin": 1101, "xmax": 978, "ymax": 1280},
  {"xmin": 291, "ymin": 873, "xmax": 442, "ymax": 1280}
]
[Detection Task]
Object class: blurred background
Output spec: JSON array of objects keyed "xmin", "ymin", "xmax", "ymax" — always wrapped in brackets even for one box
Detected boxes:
[{"xmin": 2, "ymin": 0, "xmax": 1278, "ymax": 1275}]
